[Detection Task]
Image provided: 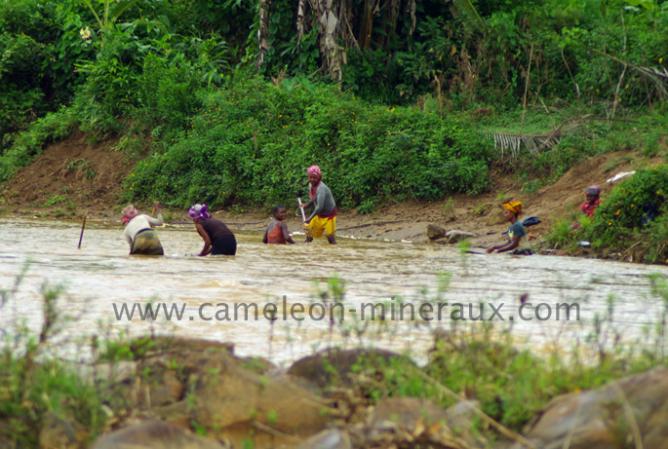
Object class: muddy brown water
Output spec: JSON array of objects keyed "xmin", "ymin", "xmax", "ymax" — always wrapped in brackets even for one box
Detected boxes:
[{"xmin": 1, "ymin": 219, "xmax": 667, "ymax": 365}]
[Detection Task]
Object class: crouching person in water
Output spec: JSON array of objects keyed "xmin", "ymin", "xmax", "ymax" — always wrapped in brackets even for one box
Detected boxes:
[
  {"xmin": 301, "ymin": 165, "xmax": 337, "ymax": 244},
  {"xmin": 487, "ymin": 200, "xmax": 529, "ymax": 254},
  {"xmin": 122, "ymin": 204, "xmax": 164, "ymax": 255},
  {"xmin": 263, "ymin": 205, "xmax": 295, "ymax": 244},
  {"xmin": 189, "ymin": 203, "xmax": 237, "ymax": 256}
]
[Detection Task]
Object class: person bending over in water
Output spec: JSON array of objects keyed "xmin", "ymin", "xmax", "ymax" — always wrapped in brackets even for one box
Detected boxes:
[
  {"xmin": 300, "ymin": 165, "xmax": 337, "ymax": 244},
  {"xmin": 263, "ymin": 205, "xmax": 295, "ymax": 244},
  {"xmin": 122, "ymin": 204, "xmax": 164, "ymax": 255},
  {"xmin": 189, "ymin": 203, "xmax": 237, "ymax": 256},
  {"xmin": 487, "ymin": 200, "xmax": 526, "ymax": 254}
]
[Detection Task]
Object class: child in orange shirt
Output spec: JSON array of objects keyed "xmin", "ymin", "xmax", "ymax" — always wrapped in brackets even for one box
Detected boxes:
[{"xmin": 263, "ymin": 205, "xmax": 295, "ymax": 244}]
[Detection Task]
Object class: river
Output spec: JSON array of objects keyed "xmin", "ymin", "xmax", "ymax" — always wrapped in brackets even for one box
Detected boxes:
[{"xmin": 1, "ymin": 219, "xmax": 667, "ymax": 365}]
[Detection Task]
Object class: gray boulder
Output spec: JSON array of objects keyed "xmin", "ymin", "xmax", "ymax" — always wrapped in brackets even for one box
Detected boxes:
[
  {"xmin": 92, "ymin": 421, "xmax": 226, "ymax": 449},
  {"xmin": 514, "ymin": 368, "xmax": 668, "ymax": 449}
]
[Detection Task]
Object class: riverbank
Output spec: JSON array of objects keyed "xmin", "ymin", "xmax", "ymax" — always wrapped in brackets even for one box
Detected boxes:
[
  {"xmin": 1, "ymin": 129, "xmax": 665, "ymax": 261},
  {"xmin": 93, "ymin": 339, "xmax": 668, "ymax": 449},
  {"xmin": 4, "ymin": 331, "xmax": 668, "ymax": 449}
]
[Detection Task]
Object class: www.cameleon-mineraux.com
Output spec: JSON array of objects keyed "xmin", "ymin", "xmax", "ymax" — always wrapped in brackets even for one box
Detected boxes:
[{"xmin": 112, "ymin": 297, "xmax": 581, "ymax": 323}]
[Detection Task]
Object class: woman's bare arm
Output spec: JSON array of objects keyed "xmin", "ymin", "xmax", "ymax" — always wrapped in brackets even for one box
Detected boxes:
[{"xmin": 196, "ymin": 222, "xmax": 213, "ymax": 256}]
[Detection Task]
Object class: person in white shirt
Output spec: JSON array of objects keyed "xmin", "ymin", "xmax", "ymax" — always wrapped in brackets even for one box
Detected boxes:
[{"xmin": 121, "ymin": 204, "xmax": 165, "ymax": 255}]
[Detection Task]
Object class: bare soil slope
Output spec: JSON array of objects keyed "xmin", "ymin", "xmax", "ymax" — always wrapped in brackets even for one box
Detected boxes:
[{"xmin": 1, "ymin": 132, "xmax": 133, "ymax": 218}]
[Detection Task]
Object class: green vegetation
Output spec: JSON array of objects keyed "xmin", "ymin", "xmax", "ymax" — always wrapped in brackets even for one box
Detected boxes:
[
  {"xmin": 43, "ymin": 194, "xmax": 67, "ymax": 207},
  {"xmin": 65, "ymin": 158, "xmax": 96, "ymax": 179},
  {"xmin": 353, "ymin": 324, "xmax": 662, "ymax": 430},
  {"xmin": 0, "ymin": 355, "xmax": 105, "ymax": 446},
  {"xmin": 0, "ymin": 107, "xmax": 77, "ymax": 183},
  {"xmin": 479, "ymin": 105, "xmax": 668, "ymax": 188},
  {"xmin": 124, "ymin": 77, "xmax": 491, "ymax": 208},
  {"xmin": 0, "ymin": 276, "xmax": 105, "ymax": 447},
  {"xmin": 587, "ymin": 165, "xmax": 668, "ymax": 262},
  {"xmin": 2, "ymin": 266, "xmax": 668, "ymax": 446},
  {"xmin": 547, "ymin": 165, "xmax": 668, "ymax": 263}
]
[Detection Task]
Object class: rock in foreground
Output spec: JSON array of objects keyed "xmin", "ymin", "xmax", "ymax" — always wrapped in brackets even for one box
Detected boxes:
[
  {"xmin": 92, "ymin": 421, "xmax": 225, "ymax": 449},
  {"xmin": 514, "ymin": 368, "xmax": 668, "ymax": 449},
  {"xmin": 288, "ymin": 348, "xmax": 411, "ymax": 389}
]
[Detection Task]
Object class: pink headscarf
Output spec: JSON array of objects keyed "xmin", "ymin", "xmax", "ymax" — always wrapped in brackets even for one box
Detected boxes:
[
  {"xmin": 307, "ymin": 165, "xmax": 321, "ymax": 178},
  {"xmin": 307, "ymin": 165, "xmax": 322, "ymax": 200},
  {"xmin": 121, "ymin": 205, "xmax": 138, "ymax": 225}
]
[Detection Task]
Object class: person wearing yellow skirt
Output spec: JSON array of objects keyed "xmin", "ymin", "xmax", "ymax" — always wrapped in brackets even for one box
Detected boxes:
[{"xmin": 300, "ymin": 165, "xmax": 337, "ymax": 244}]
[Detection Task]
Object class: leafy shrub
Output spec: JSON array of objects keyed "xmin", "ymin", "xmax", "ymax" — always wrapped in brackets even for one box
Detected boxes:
[
  {"xmin": 0, "ymin": 88, "xmax": 46, "ymax": 139},
  {"xmin": 0, "ymin": 107, "xmax": 77, "ymax": 182},
  {"xmin": 645, "ymin": 214, "xmax": 668, "ymax": 263},
  {"xmin": 133, "ymin": 53, "xmax": 204, "ymax": 131},
  {"xmin": 589, "ymin": 166, "xmax": 668, "ymax": 243},
  {"xmin": 0, "ymin": 0, "xmax": 86, "ymax": 137},
  {"xmin": 124, "ymin": 77, "xmax": 493, "ymax": 209},
  {"xmin": 545, "ymin": 218, "xmax": 575, "ymax": 249},
  {"xmin": 569, "ymin": 165, "xmax": 668, "ymax": 263},
  {"xmin": 74, "ymin": 27, "xmax": 145, "ymax": 130}
]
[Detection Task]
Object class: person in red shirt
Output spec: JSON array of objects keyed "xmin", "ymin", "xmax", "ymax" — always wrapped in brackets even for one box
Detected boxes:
[
  {"xmin": 580, "ymin": 185, "xmax": 601, "ymax": 217},
  {"xmin": 263, "ymin": 205, "xmax": 295, "ymax": 244}
]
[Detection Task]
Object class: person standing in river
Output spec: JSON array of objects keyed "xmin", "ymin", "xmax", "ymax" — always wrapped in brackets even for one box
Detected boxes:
[
  {"xmin": 300, "ymin": 165, "xmax": 337, "ymax": 244},
  {"xmin": 121, "ymin": 204, "xmax": 165, "ymax": 255},
  {"xmin": 189, "ymin": 203, "xmax": 237, "ymax": 256}
]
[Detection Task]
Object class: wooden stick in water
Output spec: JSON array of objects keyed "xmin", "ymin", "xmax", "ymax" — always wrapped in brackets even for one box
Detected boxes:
[
  {"xmin": 77, "ymin": 215, "xmax": 87, "ymax": 249},
  {"xmin": 297, "ymin": 197, "xmax": 307, "ymax": 223}
]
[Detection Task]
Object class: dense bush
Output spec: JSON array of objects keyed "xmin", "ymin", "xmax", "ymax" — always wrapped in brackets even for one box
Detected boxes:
[
  {"xmin": 258, "ymin": 0, "xmax": 668, "ymax": 106},
  {"xmin": 589, "ymin": 166, "xmax": 668, "ymax": 238},
  {"xmin": 0, "ymin": 0, "xmax": 94, "ymax": 138},
  {"xmin": 124, "ymin": 77, "xmax": 492, "ymax": 209},
  {"xmin": 0, "ymin": 107, "xmax": 77, "ymax": 183},
  {"xmin": 571, "ymin": 165, "xmax": 668, "ymax": 263}
]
